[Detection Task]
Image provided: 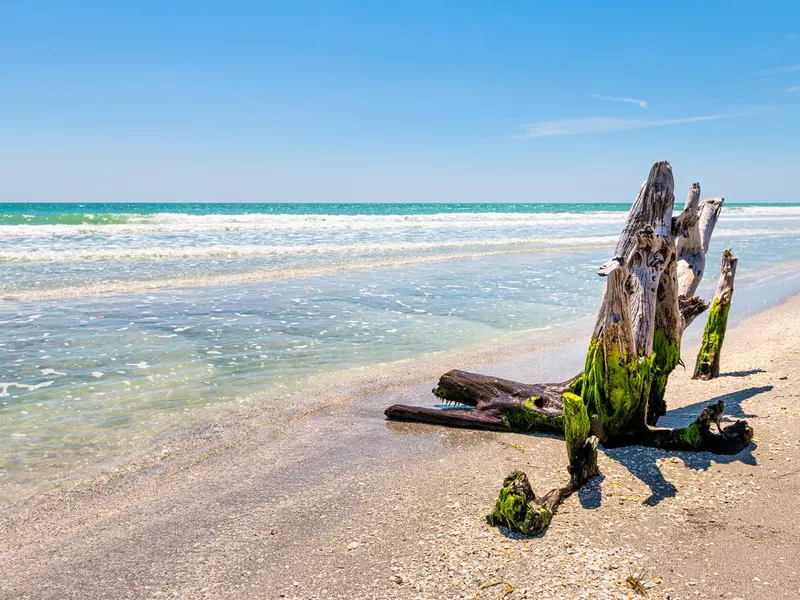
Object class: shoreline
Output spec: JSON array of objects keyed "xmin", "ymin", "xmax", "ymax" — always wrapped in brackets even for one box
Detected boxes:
[
  {"xmin": 2, "ymin": 288, "xmax": 800, "ymax": 598},
  {"xmin": 5, "ymin": 255, "xmax": 800, "ymax": 508}
]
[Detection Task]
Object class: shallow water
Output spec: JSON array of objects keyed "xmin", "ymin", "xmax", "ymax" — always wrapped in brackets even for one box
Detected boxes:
[{"xmin": 1, "ymin": 202, "xmax": 799, "ymax": 501}]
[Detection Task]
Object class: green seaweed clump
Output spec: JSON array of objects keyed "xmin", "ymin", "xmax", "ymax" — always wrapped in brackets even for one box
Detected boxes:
[
  {"xmin": 694, "ymin": 298, "xmax": 731, "ymax": 377},
  {"xmin": 563, "ymin": 392, "xmax": 591, "ymax": 463},
  {"xmin": 502, "ymin": 396, "xmax": 565, "ymax": 434},
  {"xmin": 486, "ymin": 470, "xmax": 552, "ymax": 536},
  {"xmin": 581, "ymin": 337, "xmax": 653, "ymax": 439}
]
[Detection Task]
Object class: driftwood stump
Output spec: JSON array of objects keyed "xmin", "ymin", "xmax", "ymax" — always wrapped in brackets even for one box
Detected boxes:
[{"xmin": 385, "ymin": 161, "xmax": 753, "ymax": 536}]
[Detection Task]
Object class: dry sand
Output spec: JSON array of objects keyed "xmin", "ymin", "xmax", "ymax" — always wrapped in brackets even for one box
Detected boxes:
[{"xmin": 2, "ymin": 294, "xmax": 800, "ymax": 600}]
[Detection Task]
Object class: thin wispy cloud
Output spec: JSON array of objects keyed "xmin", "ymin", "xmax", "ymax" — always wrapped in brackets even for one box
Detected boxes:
[
  {"xmin": 763, "ymin": 64, "xmax": 800, "ymax": 74},
  {"xmin": 786, "ymin": 85, "xmax": 800, "ymax": 93},
  {"xmin": 514, "ymin": 114, "xmax": 740, "ymax": 139},
  {"xmin": 591, "ymin": 94, "xmax": 648, "ymax": 109}
]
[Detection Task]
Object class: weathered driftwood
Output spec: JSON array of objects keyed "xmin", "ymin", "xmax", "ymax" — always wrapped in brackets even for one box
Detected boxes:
[
  {"xmin": 386, "ymin": 160, "xmax": 753, "ymax": 537},
  {"xmin": 675, "ymin": 193, "xmax": 723, "ymax": 328},
  {"xmin": 587, "ymin": 162, "xmax": 678, "ymax": 438},
  {"xmin": 584, "ymin": 176, "xmax": 749, "ymax": 452},
  {"xmin": 582, "ymin": 258, "xmax": 651, "ymax": 440},
  {"xmin": 676, "ymin": 185, "xmax": 704, "ymax": 298},
  {"xmin": 611, "ymin": 161, "xmax": 675, "ymax": 355},
  {"xmin": 643, "ymin": 399, "xmax": 752, "ymax": 454},
  {"xmin": 385, "ymin": 162, "xmax": 749, "ymax": 449},
  {"xmin": 646, "ymin": 178, "xmax": 683, "ymax": 426},
  {"xmin": 699, "ymin": 197, "xmax": 724, "ymax": 255},
  {"xmin": 679, "ymin": 295, "xmax": 710, "ymax": 332},
  {"xmin": 693, "ymin": 249, "xmax": 737, "ymax": 380},
  {"xmin": 674, "ymin": 184, "xmax": 706, "ymax": 336}
]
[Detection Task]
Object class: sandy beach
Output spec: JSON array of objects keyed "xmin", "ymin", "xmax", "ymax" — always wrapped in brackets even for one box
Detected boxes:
[{"xmin": 1, "ymin": 289, "xmax": 798, "ymax": 599}]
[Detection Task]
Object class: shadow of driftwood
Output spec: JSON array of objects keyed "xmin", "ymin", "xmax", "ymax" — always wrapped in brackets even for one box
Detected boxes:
[
  {"xmin": 661, "ymin": 385, "xmax": 773, "ymax": 423},
  {"xmin": 719, "ymin": 369, "xmax": 766, "ymax": 378},
  {"xmin": 601, "ymin": 386, "xmax": 771, "ymax": 506},
  {"xmin": 604, "ymin": 441, "xmax": 759, "ymax": 507},
  {"xmin": 577, "ymin": 474, "xmax": 604, "ymax": 509},
  {"xmin": 603, "ymin": 446, "xmax": 680, "ymax": 506}
]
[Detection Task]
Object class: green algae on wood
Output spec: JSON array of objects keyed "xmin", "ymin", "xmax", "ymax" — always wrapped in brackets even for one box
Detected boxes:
[
  {"xmin": 486, "ymin": 470, "xmax": 552, "ymax": 536},
  {"xmin": 487, "ymin": 397, "xmax": 600, "ymax": 537},
  {"xmin": 502, "ymin": 396, "xmax": 565, "ymax": 435},
  {"xmin": 581, "ymin": 336, "xmax": 653, "ymax": 440},
  {"xmin": 562, "ymin": 392, "xmax": 590, "ymax": 464},
  {"xmin": 681, "ymin": 422, "xmax": 702, "ymax": 448},
  {"xmin": 694, "ymin": 249, "xmax": 737, "ymax": 380},
  {"xmin": 693, "ymin": 297, "xmax": 731, "ymax": 379},
  {"xmin": 568, "ymin": 373, "xmax": 584, "ymax": 396},
  {"xmin": 562, "ymin": 392, "xmax": 600, "ymax": 483},
  {"xmin": 647, "ymin": 326, "xmax": 681, "ymax": 424}
]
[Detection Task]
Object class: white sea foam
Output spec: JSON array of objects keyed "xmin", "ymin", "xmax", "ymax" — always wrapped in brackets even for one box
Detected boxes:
[
  {"xmin": 0, "ymin": 381, "xmax": 54, "ymax": 397},
  {"xmin": 0, "ymin": 235, "xmax": 620, "ymax": 263},
  {"xmin": 0, "ymin": 211, "xmax": 630, "ymax": 237},
  {"xmin": 0, "ymin": 223, "xmax": 796, "ymax": 263}
]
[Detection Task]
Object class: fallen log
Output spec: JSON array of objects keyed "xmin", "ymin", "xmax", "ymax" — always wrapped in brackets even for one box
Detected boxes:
[
  {"xmin": 384, "ymin": 370, "xmax": 577, "ymax": 433},
  {"xmin": 693, "ymin": 249, "xmax": 737, "ymax": 380},
  {"xmin": 642, "ymin": 399, "xmax": 752, "ymax": 454}
]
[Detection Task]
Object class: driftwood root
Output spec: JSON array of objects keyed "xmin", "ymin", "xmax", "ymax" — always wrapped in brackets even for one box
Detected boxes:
[
  {"xmin": 385, "ymin": 370, "xmax": 574, "ymax": 434},
  {"xmin": 644, "ymin": 400, "xmax": 753, "ymax": 454}
]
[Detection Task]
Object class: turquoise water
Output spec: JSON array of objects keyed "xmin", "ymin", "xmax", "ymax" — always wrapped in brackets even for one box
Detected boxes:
[
  {"xmin": 1, "ymin": 202, "xmax": 800, "ymax": 501},
  {"xmin": 1, "ymin": 201, "xmax": 797, "ymax": 224},
  {"xmin": 0, "ymin": 202, "xmax": 638, "ymax": 224}
]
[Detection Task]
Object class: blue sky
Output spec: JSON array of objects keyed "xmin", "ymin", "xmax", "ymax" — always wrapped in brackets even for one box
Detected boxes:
[{"xmin": 1, "ymin": 1, "xmax": 799, "ymax": 203}]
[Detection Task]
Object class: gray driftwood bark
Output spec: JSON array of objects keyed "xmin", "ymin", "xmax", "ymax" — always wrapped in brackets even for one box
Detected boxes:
[
  {"xmin": 675, "ymin": 183, "xmax": 703, "ymax": 297},
  {"xmin": 593, "ymin": 162, "xmax": 678, "ymax": 436},
  {"xmin": 676, "ymin": 192, "xmax": 724, "ymax": 322}
]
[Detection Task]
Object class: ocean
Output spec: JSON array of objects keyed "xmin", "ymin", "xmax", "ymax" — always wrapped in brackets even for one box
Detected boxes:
[{"xmin": 2, "ymin": 202, "xmax": 800, "ymax": 502}]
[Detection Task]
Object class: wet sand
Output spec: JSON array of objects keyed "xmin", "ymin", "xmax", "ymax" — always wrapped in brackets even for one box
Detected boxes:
[{"xmin": 2, "ymin": 294, "xmax": 800, "ymax": 599}]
